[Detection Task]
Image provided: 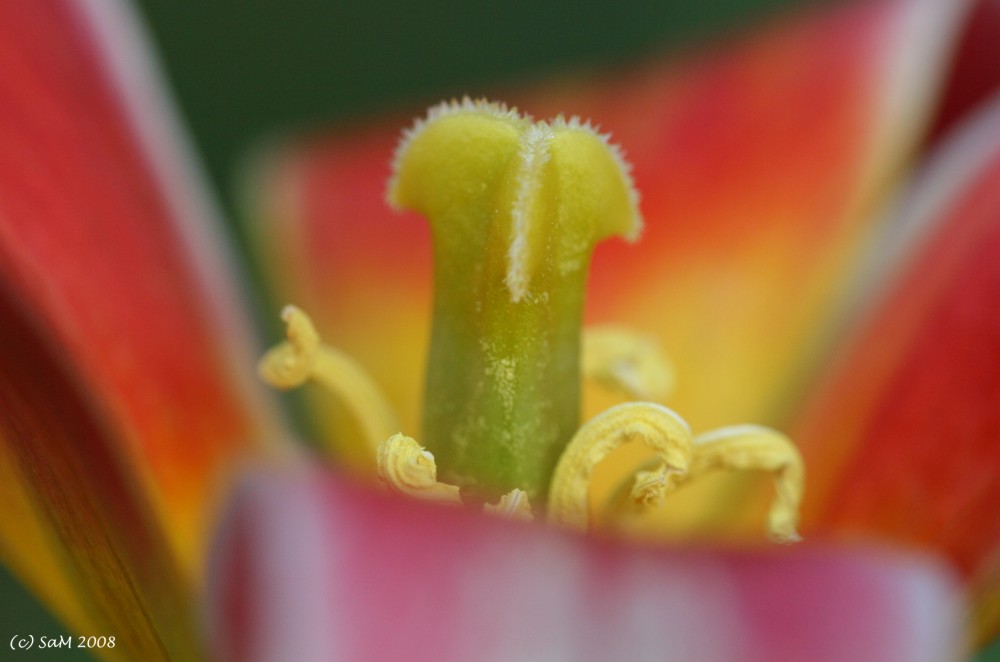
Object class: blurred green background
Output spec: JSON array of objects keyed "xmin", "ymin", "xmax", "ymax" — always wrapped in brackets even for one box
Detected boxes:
[
  {"xmin": 138, "ymin": 0, "xmax": 819, "ymax": 214},
  {"xmin": 22, "ymin": 1, "xmax": 1000, "ymax": 662}
]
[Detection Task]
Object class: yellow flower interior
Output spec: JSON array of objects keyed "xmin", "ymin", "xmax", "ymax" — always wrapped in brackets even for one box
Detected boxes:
[{"xmin": 258, "ymin": 98, "xmax": 804, "ymax": 542}]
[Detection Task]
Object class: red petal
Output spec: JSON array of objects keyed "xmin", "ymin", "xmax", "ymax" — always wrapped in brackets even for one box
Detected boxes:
[
  {"xmin": 519, "ymin": 0, "xmax": 971, "ymax": 538},
  {"xmin": 928, "ymin": 0, "xmax": 1000, "ymax": 143},
  {"xmin": 0, "ymin": 282, "xmax": 201, "ymax": 658},
  {"xmin": 0, "ymin": 0, "xmax": 283, "ymax": 629},
  {"xmin": 208, "ymin": 467, "xmax": 964, "ymax": 662},
  {"xmin": 796, "ymin": 91, "xmax": 1000, "ymax": 638},
  {"xmin": 560, "ymin": 0, "xmax": 969, "ymax": 430}
]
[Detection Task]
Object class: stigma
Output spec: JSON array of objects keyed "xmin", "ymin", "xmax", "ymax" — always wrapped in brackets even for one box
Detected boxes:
[{"xmin": 258, "ymin": 98, "xmax": 804, "ymax": 542}]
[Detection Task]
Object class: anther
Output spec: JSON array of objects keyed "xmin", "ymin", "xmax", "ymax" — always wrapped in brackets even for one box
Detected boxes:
[
  {"xmin": 376, "ymin": 434, "xmax": 463, "ymax": 505},
  {"xmin": 484, "ymin": 489, "xmax": 534, "ymax": 521}
]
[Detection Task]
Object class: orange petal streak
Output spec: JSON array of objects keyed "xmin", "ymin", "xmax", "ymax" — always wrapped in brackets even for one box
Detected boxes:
[{"xmin": 250, "ymin": 127, "xmax": 432, "ymax": 449}]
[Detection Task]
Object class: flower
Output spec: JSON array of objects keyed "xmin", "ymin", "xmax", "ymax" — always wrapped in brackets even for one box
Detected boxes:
[{"xmin": 0, "ymin": 1, "xmax": 997, "ymax": 661}]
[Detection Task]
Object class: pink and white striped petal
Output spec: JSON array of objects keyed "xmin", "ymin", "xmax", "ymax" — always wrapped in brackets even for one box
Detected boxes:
[{"xmin": 208, "ymin": 468, "xmax": 964, "ymax": 662}]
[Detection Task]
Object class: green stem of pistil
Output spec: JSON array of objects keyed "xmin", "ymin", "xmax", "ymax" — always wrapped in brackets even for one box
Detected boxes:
[
  {"xmin": 423, "ymin": 223, "xmax": 588, "ymax": 502},
  {"xmin": 389, "ymin": 101, "xmax": 640, "ymax": 504}
]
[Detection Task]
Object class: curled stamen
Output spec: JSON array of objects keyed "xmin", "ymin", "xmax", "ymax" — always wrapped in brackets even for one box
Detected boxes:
[
  {"xmin": 547, "ymin": 402, "xmax": 693, "ymax": 532},
  {"xmin": 377, "ymin": 434, "xmax": 463, "ymax": 505},
  {"xmin": 484, "ymin": 489, "xmax": 534, "ymax": 521},
  {"xmin": 596, "ymin": 422, "xmax": 805, "ymax": 544},
  {"xmin": 683, "ymin": 425, "xmax": 804, "ymax": 543},
  {"xmin": 583, "ymin": 326, "xmax": 675, "ymax": 402},
  {"xmin": 258, "ymin": 305, "xmax": 400, "ymax": 470}
]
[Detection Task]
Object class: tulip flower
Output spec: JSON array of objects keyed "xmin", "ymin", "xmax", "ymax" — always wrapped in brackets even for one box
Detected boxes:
[{"xmin": 1, "ymin": 0, "xmax": 998, "ymax": 661}]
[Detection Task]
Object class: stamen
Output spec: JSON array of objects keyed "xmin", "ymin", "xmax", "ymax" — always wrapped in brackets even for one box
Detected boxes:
[
  {"xmin": 547, "ymin": 402, "xmax": 693, "ymax": 532},
  {"xmin": 376, "ymin": 434, "xmax": 463, "ymax": 505},
  {"xmin": 590, "ymin": 422, "xmax": 804, "ymax": 544},
  {"xmin": 258, "ymin": 305, "xmax": 400, "ymax": 467},
  {"xmin": 682, "ymin": 425, "xmax": 804, "ymax": 543},
  {"xmin": 582, "ymin": 326, "xmax": 675, "ymax": 402},
  {"xmin": 484, "ymin": 489, "xmax": 534, "ymax": 521}
]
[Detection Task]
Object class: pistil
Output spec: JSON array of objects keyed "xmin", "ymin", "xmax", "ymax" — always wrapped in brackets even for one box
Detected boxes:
[{"xmin": 388, "ymin": 99, "xmax": 641, "ymax": 503}]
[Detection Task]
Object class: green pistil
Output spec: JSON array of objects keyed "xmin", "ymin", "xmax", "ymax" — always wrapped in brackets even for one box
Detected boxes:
[{"xmin": 388, "ymin": 98, "xmax": 641, "ymax": 502}]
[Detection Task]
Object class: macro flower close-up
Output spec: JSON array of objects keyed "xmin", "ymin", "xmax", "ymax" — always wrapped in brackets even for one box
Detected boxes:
[{"xmin": 2, "ymin": 0, "xmax": 1000, "ymax": 660}]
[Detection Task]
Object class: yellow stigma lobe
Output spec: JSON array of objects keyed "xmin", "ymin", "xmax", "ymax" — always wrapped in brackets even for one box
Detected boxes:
[{"xmin": 388, "ymin": 100, "xmax": 642, "ymax": 304}]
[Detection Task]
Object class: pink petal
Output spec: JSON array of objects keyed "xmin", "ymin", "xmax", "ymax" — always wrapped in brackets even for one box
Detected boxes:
[{"xmin": 208, "ymin": 468, "xmax": 964, "ymax": 662}]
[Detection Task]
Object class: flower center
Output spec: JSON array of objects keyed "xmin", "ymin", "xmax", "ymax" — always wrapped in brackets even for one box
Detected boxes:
[{"xmin": 258, "ymin": 98, "xmax": 804, "ymax": 542}]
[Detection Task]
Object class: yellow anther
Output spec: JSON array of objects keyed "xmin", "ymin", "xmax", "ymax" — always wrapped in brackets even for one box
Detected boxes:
[
  {"xmin": 258, "ymin": 305, "xmax": 400, "ymax": 470},
  {"xmin": 582, "ymin": 326, "xmax": 675, "ymax": 402},
  {"xmin": 547, "ymin": 402, "xmax": 693, "ymax": 532},
  {"xmin": 484, "ymin": 489, "xmax": 534, "ymax": 522},
  {"xmin": 629, "ymin": 465, "xmax": 676, "ymax": 509},
  {"xmin": 376, "ymin": 434, "xmax": 463, "ymax": 505},
  {"xmin": 681, "ymin": 425, "xmax": 804, "ymax": 543}
]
